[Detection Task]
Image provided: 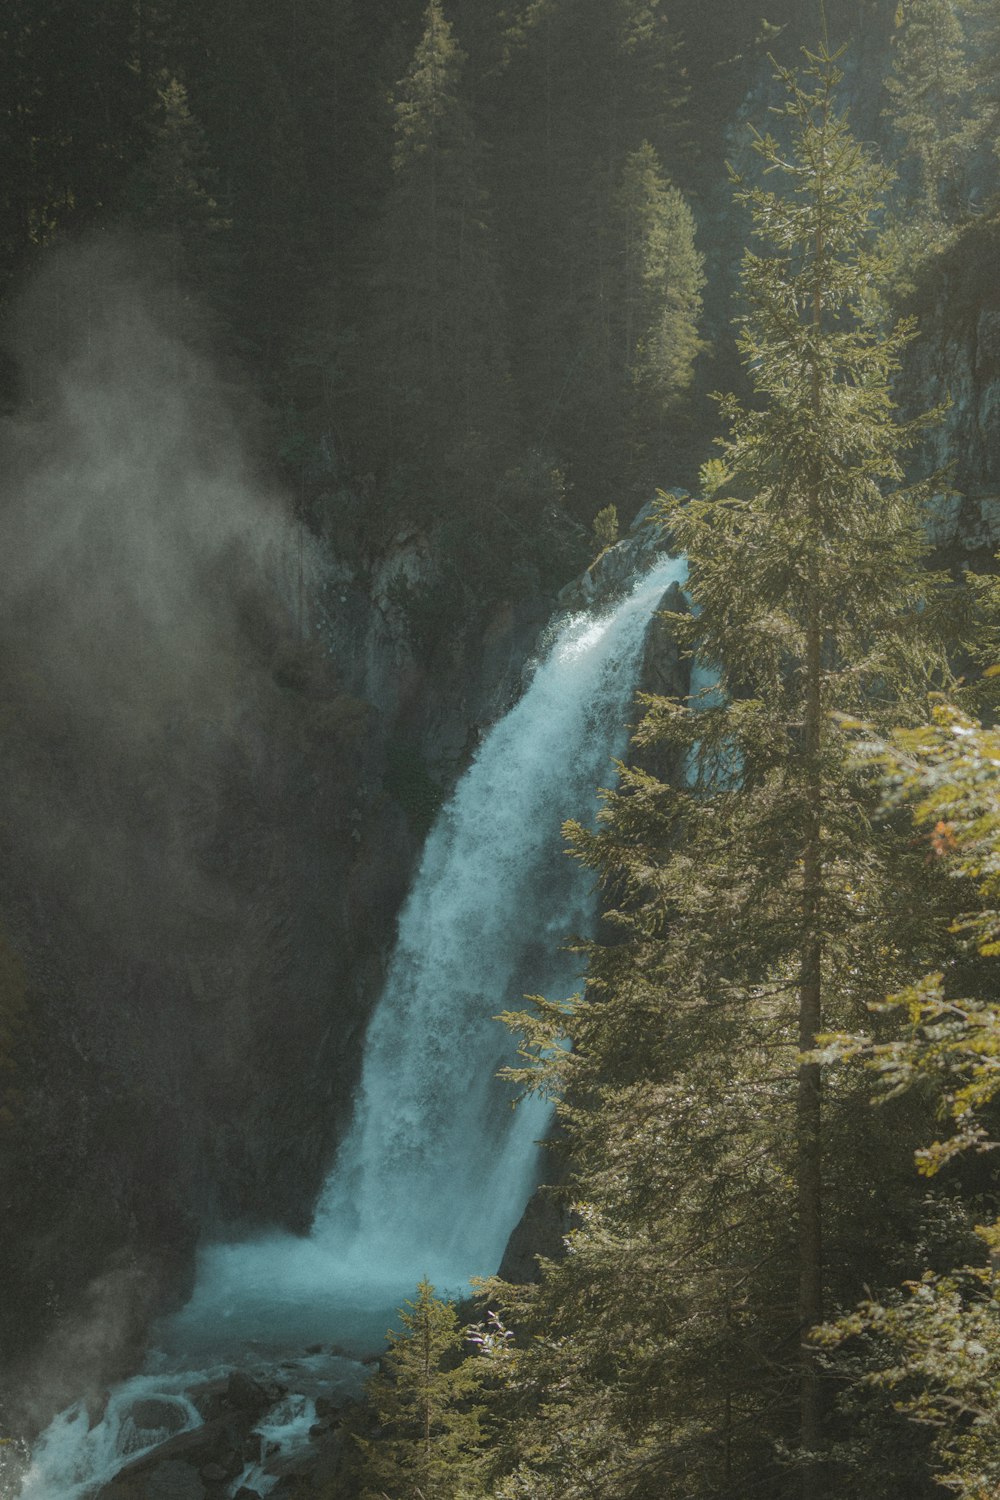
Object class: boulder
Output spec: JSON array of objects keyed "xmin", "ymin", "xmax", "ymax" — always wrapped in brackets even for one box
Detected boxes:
[
  {"xmin": 101, "ymin": 1459, "xmax": 206, "ymax": 1500},
  {"xmin": 198, "ymin": 1463, "xmax": 231, "ymax": 1485},
  {"xmin": 107, "ymin": 1415, "xmax": 250, "ymax": 1494},
  {"xmin": 130, "ymin": 1400, "xmax": 189, "ymax": 1436},
  {"xmin": 223, "ymin": 1372, "xmax": 273, "ymax": 1420}
]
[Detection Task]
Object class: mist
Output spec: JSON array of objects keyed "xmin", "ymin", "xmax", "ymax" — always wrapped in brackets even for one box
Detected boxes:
[
  {"xmin": 0, "ymin": 236, "xmax": 300, "ymax": 947},
  {"xmin": 0, "ymin": 237, "xmax": 327, "ymax": 1425}
]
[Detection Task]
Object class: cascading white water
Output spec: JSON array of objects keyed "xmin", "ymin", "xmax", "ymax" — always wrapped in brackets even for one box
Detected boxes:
[
  {"xmin": 17, "ymin": 552, "xmax": 686, "ymax": 1499},
  {"xmin": 17, "ymin": 1372, "xmax": 211, "ymax": 1500},
  {"xmin": 316, "ymin": 551, "xmax": 690, "ymax": 1272},
  {"xmin": 169, "ymin": 552, "xmax": 688, "ymax": 1355}
]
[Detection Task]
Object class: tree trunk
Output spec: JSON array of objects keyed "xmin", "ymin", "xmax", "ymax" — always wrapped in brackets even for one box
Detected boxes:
[{"xmin": 798, "ymin": 179, "xmax": 827, "ymax": 1491}]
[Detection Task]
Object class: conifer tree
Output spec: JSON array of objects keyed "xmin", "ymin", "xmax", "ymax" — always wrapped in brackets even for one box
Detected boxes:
[
  {"xmin": 492, "ymin": 0, "xmax": 689, "ymax": 516},
  {"xmin": 0, "ymin": 0, "xmax": 148, "ymax": 289},
  {"xmin": 357, "ymin": 0, "xmax": 513, "ymax": 508},
  {"xmin": 485, "ymin": 46, "xmax": 962, "ymax": 1500},
  {"xmin": 565, "ymin": 139, "xmax": 704, "ymax": 509},
  {"xmin": 123, "ymin": 72, "xmax": 228, "ymax": 291},
  {"xmin": 357, "ymin": 1280, "xmax": 487, "ymax": 1500},
  {"xmin": 817, "ymin": 696, "xmax": 1000, "ymax": 1499},
  {"xmin": 884, "ymin": 0, "xmax": 974, "ymax": 224},
  {"xmin": 615, "ymin": 141, "xmax": 704, "ymax": 489},
  {"xmin": 958, "ymin": 0, "xmax": 1000, "ymax": 159}
]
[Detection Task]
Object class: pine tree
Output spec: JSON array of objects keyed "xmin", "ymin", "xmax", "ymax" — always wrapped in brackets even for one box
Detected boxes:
[
  {"xmin": 562, "ymin": 139, "xmax": 704, "ymax": 511},
  {"xmin": 354, "ymin": 0, "xmax": 513, "ymax": 510},
  {"xmin": 0, "ymin": 0, "xmax": 148, "ymax": 292},
  {"xmin": 884, "ymin": 0, "xmax": 974, "ymax": 223},
  {"xmin": 491, "ymin": 0, "xmax": 690, "ymax": 517},
  {"xmin": 123, "ymin": 72, "xmax": 228, "ymax": 292},
  {"xmin": 357, "ymin": 1280, "xmax": 487, "ymax": 1500},
  {"xmin": 485, "ymin": 46, "xmax": 963, "ymax": 1500},
  {"xmin": 958, "ymin": 0, "xmax": 1000, "ymax": 161},
  {"xmin": 615, "ymin": 141, "xmax": 704, "ymax": 491}
]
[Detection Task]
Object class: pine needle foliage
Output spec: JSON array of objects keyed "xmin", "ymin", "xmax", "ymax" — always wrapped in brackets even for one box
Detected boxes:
[
  {"xmin": 359, "ymin": 0, "xmax": 514, "ymax": 503},
  {"xmin": 884, "ymin": 0, "xmax": 975, "ymax": 224},
  {"xmin": 357, "ymin": 1279, "xmax": 488, "ymax": 1500},
  {"xmin": 817, "ymin": 700, "xmax": 1000, "ymax": 1498},
  {"xmin": 485, "ymin": 46, "xmax": 968, "ymax": 1500}
]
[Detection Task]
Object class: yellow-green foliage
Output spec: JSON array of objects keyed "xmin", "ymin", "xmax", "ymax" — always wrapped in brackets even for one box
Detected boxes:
[
  {"xmin": 827, "ymin": 699, "xmax": 1000, "ymax": 1166},
  {"xmin": 591, "ymin": 505, "xmax": 619, "ymax": 554},
  {"xmin": 357, "ymin": 1280, "xmax": 487, "ymax": 1500},
  {"xmin": 819, "ymin": 698, "xmax": 1000, "ymax": 1498}
]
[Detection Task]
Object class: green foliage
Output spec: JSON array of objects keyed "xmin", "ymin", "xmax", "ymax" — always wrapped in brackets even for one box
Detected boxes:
[
  {"xmin": 590, "ymin": 505, "xmax": 619, "ymax": 554},
  {"xmin": 357, "ymin": 1280, "xmax": 488, "ymax": 1500},
  {"xmin": 813, "ymin": 697, "xmax": 1000, "ymax": 1496},
  {"xmin": 825, "ymin": 700, "xmax": 1000, "ymax": 1162},
  {"xmin": 485, "ymin": 46, "xmax": 966, "ymax": 1500},
  {"xmin": 957, "ymin": 0, "xmax": 1000, "ymax": 167},
  {"xmin": 885, "ymin": 0, "xmax": 975, "ymax": 224},
  {"xmin": 124, "ymin": 74, "xmax": 227, "ymax": 239},
  {"xmin": 617, "ymin": 143, "xmax": 705, "ymax": 405},
  {"xmin": 352, "ymin": 1, "xmax": 515, "ymax": 512},
  {"xmin": 488, "ymin": 0, "xmax": 693, "ymax": 516}
]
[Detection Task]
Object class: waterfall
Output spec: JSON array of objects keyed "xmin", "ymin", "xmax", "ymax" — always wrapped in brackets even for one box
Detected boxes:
[
  {"xmin": 316, "ymin": 552, "xmax": 689, "ymax": 1271},
  {"xmin": 17, "ymin": 551, "xmax": 686, "ymax": 1498}
]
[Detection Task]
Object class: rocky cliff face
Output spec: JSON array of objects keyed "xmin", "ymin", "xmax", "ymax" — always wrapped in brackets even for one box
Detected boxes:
[
  {"xmin": 0, "ymin": 511, "xmax": 554, "ymax": 1434},
  {"xmin": 901, "ymin": 224, "xmax": 1000, "ymax": 560},
  {"xmin": 0, "ymin": 237, "xmax": 559, "ymax": 1434}
]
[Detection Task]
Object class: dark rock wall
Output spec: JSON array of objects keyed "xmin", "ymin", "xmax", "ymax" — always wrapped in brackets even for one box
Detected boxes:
[{"xmin": 0, "ymin": 518, "xmax": 552, "ymax": 1431}]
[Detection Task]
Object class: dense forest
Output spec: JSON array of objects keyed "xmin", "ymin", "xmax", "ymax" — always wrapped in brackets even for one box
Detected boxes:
[{"xmin": 7, "ymin": 1, "xmax": 1000, "ymax": 1498}]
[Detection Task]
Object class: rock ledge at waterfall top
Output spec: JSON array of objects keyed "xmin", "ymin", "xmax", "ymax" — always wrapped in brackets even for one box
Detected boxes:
[{"xmin": 556, "ymin": 493, "xmax": 686, "ymax": 613}]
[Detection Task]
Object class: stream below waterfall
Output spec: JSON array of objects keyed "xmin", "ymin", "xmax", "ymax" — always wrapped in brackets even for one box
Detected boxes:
[{"xmin": 15, "ymin": 552, "xmax": 687, "ymax": 1500}]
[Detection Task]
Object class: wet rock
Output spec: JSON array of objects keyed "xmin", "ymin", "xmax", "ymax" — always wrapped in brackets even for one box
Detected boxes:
[
  {"xmin": 262, "ymin": 1431, "xmax": 346, "ymax": 1494},
  {"xmin": 499, "ymin": 1179, "xmax": 570, "ymax": 1283},
  {"xmin": 223, "ymin": 1372, "xmax": 272, "ymax": 1420},
  {"xmin": 556, "ymin": 496, "xmax": 681, "ymax": 613},
  {"xmin": 101, "ymin": 1459, "xmax": 206, "ymax": 1500},
  {"xmin": 188, "ymin": 1380, "xmax": 228, "ymax": 1423},
  {"xmin": 109, "ymin": 1416, "xmax": 249, "ymax": 1493},
  {"xmin": 198, "ymin": 1463, "xmax": 230, "ymax": 1485},
  {"xmin": 131, "ymin": 1400, "xmax": 190, "ymax": 1436},
  {"xmin": 189, "ymin": 1370, "xmax": 282, "ymax": 1425}
]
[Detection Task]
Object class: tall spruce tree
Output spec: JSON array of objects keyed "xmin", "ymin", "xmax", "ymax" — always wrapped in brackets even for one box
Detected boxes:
[
  {"xmin": 959, "ymin": 0, "xmax": 1000, "ymax": 160},
  {"xmin": 485, "ymin": 46, "xmax": 964, "ymax": 1500},
  {"xmin": 614, "ymin": 141, "xmax": 705, "ymax": 492},
  {"xmin": 491, "ymin": 0, "xmax": 690, "ymax": 517},
  {"xmin": 884, "ymin": 0, "xmax": 974, "ymax": 223},
  {"xmin": 123, "ymin": 73, "xmax": 229, "ymax": 295},
  {"xmin": 357, "ymin": 1280, "xmax": 487, "ymax": 1500},
  {"xmin": 355, "ymin": 0, "xmax": 513, "ymax": 510}
]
